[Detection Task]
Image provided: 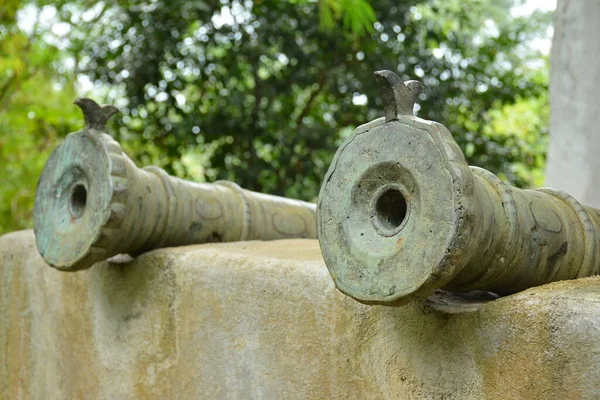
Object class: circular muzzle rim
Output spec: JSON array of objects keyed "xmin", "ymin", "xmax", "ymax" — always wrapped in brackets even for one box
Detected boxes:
[{"xmin": 33, "ymin": 130, "xmax": 130, "ymax": 271}]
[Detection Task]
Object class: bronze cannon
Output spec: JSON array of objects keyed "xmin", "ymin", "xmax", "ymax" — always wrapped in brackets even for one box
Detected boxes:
[
  {"xmin": 34, "ymin": 99, "xmax": 316, "ymax": 271},
  {"xmin": 317, "ymin": 70, "xmax": 600, "ymax": 306}
]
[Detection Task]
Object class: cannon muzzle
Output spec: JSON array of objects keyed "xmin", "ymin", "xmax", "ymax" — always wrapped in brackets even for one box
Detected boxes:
[
  {"xmin": 34, "ymin": 99, "xmax": 316, "ymax": 271},
  {"xmin": 317, "ymin": 70, "xmax": 600, "ymax": 306}
]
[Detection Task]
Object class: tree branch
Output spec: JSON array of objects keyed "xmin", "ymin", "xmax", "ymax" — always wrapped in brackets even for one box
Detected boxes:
[{"xmin": 295, "ymin": 76, "xmax": 326, "ymax": 128}]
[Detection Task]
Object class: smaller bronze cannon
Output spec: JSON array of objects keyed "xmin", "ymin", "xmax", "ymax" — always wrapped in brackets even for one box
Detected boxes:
[
  {"xmin": 34, "ymin": 99, "xmax": 316, "ymax": 271},
  {"xmin": 317, "ymin": 70, "xmax": 600, "ymax": 306}
]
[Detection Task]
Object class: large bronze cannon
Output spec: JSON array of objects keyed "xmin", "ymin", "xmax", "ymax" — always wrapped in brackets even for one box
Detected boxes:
[
  {"xmin": 317, "ymin": 70, "xmax": 600, "ymax": 306},
  {"xmin": 34, "ymin": 99, "xmax": 316, "ymax": 271}
]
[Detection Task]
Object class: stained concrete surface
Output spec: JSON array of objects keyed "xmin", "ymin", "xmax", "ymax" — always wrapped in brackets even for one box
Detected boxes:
[{"xmin": 2, "ymin": 230, "xmax": 600, "ymax": 399}]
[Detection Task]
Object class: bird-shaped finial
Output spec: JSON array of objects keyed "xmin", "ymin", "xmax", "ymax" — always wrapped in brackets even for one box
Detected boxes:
[
  {"xmin": 73, "ymin": 98, "xmax": 119, "ymax": 131},
  {"xmin": 374, "ymin": 70, "xmax": 422, "ymax": 121}
]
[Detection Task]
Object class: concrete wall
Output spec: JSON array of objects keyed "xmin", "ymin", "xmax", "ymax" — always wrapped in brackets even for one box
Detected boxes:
[
  {"xmin": 546, "ymin": 0, "xmax": 600, "ymax": 207},
  {"xmin": 2, "ymin": 230, "xmax": 600, "ymax": 399}
]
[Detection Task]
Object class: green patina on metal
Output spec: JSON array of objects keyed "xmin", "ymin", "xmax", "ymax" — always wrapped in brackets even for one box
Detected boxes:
[
  {"xmin": 34, "ymin": 98, "xmax": 317, "ymax": 271},
  {"xmin": 317, "ymin": 70, "xmax": 600, "ymax": 306}
]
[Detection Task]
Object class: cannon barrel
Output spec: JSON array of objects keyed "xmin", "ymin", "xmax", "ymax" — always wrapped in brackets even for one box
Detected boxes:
[
  {"xmin": 317, "ymin": 70, "xmax": 600, "ymax": 306},
  {"xmin": 34, "ymin": 98, "xmax": 316, "ymax": 271}
]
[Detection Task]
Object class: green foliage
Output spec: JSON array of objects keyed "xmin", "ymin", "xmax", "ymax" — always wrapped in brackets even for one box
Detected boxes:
[
  {"xmin": 319, "ymin": 0, "xmax": 377, "ymax": 36},
  {"xmin": 485, "ymin": 77, "xmax": 549, "ymax": 187},
  {"xmin": 0, "ymin": 4, "xmax": 81, "ymax": 234},
  {"xmin": 0, "ymin": 0, "xmax": 551, "ymax": 234},
  {"xmin": 63, "ymin": 0, "xmax": 551, "ymax": 196}
]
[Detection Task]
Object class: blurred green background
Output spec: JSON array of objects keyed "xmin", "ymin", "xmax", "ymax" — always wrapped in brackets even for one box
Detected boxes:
[{"xmin": 0, "ymin": 0, "xmax": 552, "ymax": 235}]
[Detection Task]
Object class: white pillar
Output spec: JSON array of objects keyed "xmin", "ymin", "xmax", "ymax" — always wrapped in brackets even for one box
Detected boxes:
[{"xmin": 546, "ymin": 0, "xmax": 600, "ymax": 208}]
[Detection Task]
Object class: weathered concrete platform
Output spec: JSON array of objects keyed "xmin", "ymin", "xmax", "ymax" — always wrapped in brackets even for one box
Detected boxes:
[{"xmin": 2, "ymin": 230, "xmax": 600, "ymax": 399}]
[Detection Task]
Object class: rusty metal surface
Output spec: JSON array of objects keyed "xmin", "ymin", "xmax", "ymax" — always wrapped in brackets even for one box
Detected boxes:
[
  {"xmin": 317, "ymin": 70, "xmax": 600, "ymax": 306},
  {"xmin": 34, "ymin": 98, "xmax": 316, "ymax": 271}
]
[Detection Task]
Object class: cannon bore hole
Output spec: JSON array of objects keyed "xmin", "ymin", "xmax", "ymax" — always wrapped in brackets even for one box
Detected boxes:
[
  {"xmin": 70, "ymin": 184, "xmax": 87, "ymax": 218},
  {"xmin": 375, "ymin": 188, "xmax": 407, "ymax": 231}
]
